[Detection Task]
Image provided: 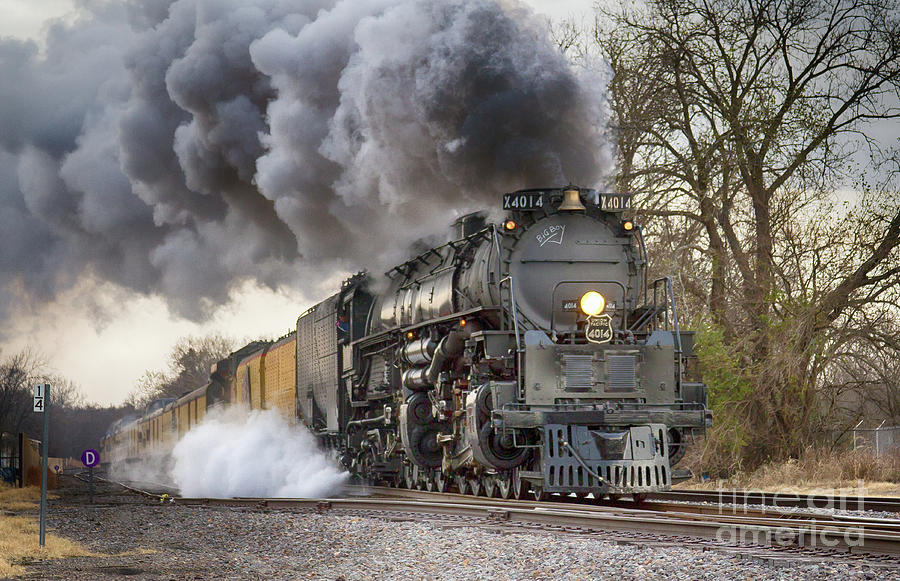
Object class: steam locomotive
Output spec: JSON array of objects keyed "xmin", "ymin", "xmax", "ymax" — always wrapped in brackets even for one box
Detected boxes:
[{"xmin": 103, "ymin": 186, "xmax": 710, "ymax": 499}]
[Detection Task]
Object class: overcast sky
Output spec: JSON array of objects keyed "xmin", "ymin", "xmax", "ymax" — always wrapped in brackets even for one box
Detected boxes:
[
  {"xmin": 0, "ymin": 0, "xmax": 597, "ymax": 406},
  {"xmin": 0, "ymin": 1, "xmax": 594, "ymax": 42}
]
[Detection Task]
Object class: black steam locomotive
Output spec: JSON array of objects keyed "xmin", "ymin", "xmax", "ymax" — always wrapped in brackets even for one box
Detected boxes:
[{"xmin": 317, "ymin": 186, "xmax": 709, "ymax": 498}]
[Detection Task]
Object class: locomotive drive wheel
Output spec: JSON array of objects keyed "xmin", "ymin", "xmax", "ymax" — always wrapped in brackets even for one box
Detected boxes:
[
  {"xmin": 483, "ymin": 475, "xmax": 497, "ymax": 498},
  {"xmin": 402, "ymin": 465, "xmax": 413, "ymax": 489},
  {"xmin": 511, "ymin": 470, "xmax": 527, "ymax": 500},
  {"xmin": 497, "ymin": 474, "xmax": 512, "ymax": 499},
  {"xmin": 532, "ymin": 486, "xmax": 547, "ymax": 501},
  {"xmin": 425, "ymin": 476, "xmax": 435, "ymax": 492},
  {"xmin": 468, "ymin": 476, "xmax": 483, "ymax": 496},
  {"xmin": 455, "ymin": 475, "xmax": 469, "ymax": 495},
  {"xmin": 433, "ymin": 471, "xmax": 449, "ymax": 493}
]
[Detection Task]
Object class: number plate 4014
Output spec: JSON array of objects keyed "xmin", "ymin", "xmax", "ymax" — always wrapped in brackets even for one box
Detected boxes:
[
  {"xmin": 585, "ymin": 315, "xmax": 613, "ymax": 344},
  {"xmin": 503, "ymin": 193, "xmax": 544, "ymax": 210}
]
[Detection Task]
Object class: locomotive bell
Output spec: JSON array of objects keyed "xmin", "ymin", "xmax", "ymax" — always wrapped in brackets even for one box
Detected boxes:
[{"xmin": 558, "ymin": 187, "xmax": 586, "ymax": 211}]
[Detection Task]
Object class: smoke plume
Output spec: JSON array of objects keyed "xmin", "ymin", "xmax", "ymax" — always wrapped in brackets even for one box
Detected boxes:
[
  {"xmin": 0, "ymin": 0, "xmax": 610, "ymax": 324},
  {"xmin": 171, "ymin": 406, "xmax": 348, "ymax": 498}
]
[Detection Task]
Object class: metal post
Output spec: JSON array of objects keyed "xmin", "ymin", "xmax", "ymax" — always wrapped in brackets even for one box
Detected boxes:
[
  {"xmin": 89, "ymin": 465, "xmax": 94, "ymax": 504},
  {"xmin": 40, "ymin": 383, "xmax": 49, "ymax": 547},
  {"xmin": 852, "ymin": 420, "xmax": 863, "ymax": 451}
]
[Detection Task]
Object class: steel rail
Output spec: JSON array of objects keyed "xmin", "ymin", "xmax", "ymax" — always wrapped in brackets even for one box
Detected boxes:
[
  {"xmin": 352, "ymin": 486, "xmax": 900, "ymax": 534},
  {"xmin": 648, "ymin": 489, "xmax": 900, "ymax": 513},
  {"xmin": 71, "ymin": 471, "xmax": 177, "ymax": 499}
]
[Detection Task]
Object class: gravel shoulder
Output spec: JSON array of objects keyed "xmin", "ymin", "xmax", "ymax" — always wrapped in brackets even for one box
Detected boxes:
[{"xmin": 12, "ymin": 477, "xmax": 900, "ymax": 580}]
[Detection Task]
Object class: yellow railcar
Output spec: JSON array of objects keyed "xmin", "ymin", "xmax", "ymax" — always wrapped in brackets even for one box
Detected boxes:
[
  {"xmin": 261, "ymin": 333, "xmax": 297, "ymax": 417},
  {"xmin": 101, "ymin": 416, "xmax": 140, "ymax": 465},
  {"xmin": 172, "ymin": 385, "xmax": 211, "ymax": 438},
  {"xmin": 235, "ymin": 348, "xmax": 266, "ymax": 408}
]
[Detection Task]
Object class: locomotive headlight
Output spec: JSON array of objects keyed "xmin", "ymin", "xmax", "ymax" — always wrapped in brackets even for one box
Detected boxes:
[{"xmin": 580, "ymin": 291, "xmax": 606, "ymax": 316}]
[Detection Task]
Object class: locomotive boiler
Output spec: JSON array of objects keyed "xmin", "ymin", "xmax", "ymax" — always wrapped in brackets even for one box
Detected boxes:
[{"xmin": 103, "ymin": 186, "xmax": 710, "ymax": 500}]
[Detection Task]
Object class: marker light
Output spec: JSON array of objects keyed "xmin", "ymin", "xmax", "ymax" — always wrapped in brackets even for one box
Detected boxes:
[
  {"xmin": 407, "ymin": 331, "xmax": 415, "ymax": 340},
  {"xmin": 623, "ymin": 220, "xmax": 634, "ymax": 231},
  {"xmin": 504, "ymin": 220, "xmax": 518, "ymax": 231},
  {"xmin": 459, "ymin": 319, "xmax": 467, "ymax": 327},
  {"xmin": 580, "ymin": 291, "xmax": 606, "ymax": 316}
]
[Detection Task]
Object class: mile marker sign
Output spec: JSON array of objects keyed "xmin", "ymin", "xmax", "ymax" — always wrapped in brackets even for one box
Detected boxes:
[
  {"xmin": 33, "ymin": 384, "xmax": 46, "ymax": 412},
  {"xmin": 81, "ymin": 449, "xmax": 100, "ymax": 468}
]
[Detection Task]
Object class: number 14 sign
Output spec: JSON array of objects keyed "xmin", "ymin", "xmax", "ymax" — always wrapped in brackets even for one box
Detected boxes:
[{"xmin": 33, "ymin": 384, "xmax": 48, "ymax": 412}]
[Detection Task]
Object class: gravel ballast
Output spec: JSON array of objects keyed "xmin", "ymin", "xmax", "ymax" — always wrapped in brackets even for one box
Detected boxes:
[{"xmin": 15, "ymin": 479, "xmax": 900, "ymax": 580}]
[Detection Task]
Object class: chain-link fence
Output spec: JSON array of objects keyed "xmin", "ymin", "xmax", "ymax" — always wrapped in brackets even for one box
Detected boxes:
[{"xmin": 853, "ymin": 421, "xmax": 900, "ymax": 456}]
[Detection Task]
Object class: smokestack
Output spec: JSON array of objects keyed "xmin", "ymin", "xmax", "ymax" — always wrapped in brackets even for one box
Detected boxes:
[{"xmin": 453, "ymin": 212, "xmax": 487, "ymax": 239}]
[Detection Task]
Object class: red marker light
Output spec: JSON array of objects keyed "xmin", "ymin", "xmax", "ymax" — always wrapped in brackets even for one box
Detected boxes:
[{"xmin": 504, "ymin": 220, "xmax": 517, "ymax": 231}]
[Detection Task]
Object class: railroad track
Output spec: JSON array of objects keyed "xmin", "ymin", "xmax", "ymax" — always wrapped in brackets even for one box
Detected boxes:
[
  {"xmin": 169, "ymin": 486, "xmax": 900, "ymax": 560},
  {"xmin": 649, "ymin": 489, "xmax": 900, "ymax": 513},
  {"xmin": 91, "ymin": 475, "xmax": 900, "ymax": 562},
  {"xmin": 69, "ymin": 470, "xmax": 179, "ymax": 499}
]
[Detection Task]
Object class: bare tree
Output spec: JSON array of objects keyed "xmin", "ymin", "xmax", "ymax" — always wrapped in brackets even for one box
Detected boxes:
[
  {"xmin": 593, "ymin": 0, "xmax": 900, "ymax": 467},
  {"xmin": 0, "ymin": 349, "xmax": 47, "ymax": 435},
  {"xmin": 126, "ymin": 333, "xmax": 235, "ymax": 409}
]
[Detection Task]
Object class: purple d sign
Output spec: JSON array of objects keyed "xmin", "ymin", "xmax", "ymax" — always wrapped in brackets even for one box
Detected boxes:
[{"xmin": 81, "ymin": 449, "xmax": 100, "ymax": 468}]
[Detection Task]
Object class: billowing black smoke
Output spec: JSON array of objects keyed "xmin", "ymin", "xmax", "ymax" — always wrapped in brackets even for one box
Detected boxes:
[{"xmin": 0, "ymin": 0, "xmax": 610, "ymax": 323}]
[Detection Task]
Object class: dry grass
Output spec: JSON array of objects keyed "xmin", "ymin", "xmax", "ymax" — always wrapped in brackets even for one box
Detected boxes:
[
  {"xmin": 0, "ymin": 482, "xmax": 95, "ymax": 577},
  {"xmin": 0, "ymin": 483, "xmax": 45, "ymax": 511},
  {"xmin": 0, "ymin": 514, "xmax": 95, "ymax": 577},
  {"xmin": 677, "ymin": 448, "xmax": 900, "ymax": 496}
]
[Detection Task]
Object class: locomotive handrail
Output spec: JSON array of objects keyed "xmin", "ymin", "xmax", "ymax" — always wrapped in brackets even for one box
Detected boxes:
[
  {"xmin": 498, "ymin": 275, "xmax": 522, "ymax": 354},
  {"xmin": 628, "ymin": 304, "xmax": 661, "ymax": 332},
  {"xmin": 386, "ymin": 228, "xmax": 491, "ymax": 279},
  {"xmin": 494, "ymin": 221, "xmax": 525, "ymax": 395},
  {"xmin": 643, "ymin": 277, "xmax": 684, "ymax": 392},
  {"xmin": 511, "ymin": 302, "xmax": 540, "ymax": 333},
  {"xmin": 634, "ymin": 225, "xmax": 649, "ymax": 301},
  {"xmin": 498, "ymin": 273, "xmax": 524, "ymax": 396},
  {"xmin": 491, "ymin": 224, "xmax": 511, "ymax": 333},
  {"xmin": 398, "ymin": 263, "xmax": 456, "ymax": 290},
  {"xmin": 665, "ymin": 277, "xmax": 684, "ymax": 392},
  {"xmin": 518, "ymin": 258, "xmax": 620, "ymax": 264}
]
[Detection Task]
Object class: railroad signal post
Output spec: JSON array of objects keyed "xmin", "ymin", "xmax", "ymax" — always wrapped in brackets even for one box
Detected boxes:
[
  {"xmin": 81, "ymin": 449, "xmax": 100, "ymax": 504},
  {"xmin": 33, "ymin": 383, "xmax": 50, "ymax": 548}
]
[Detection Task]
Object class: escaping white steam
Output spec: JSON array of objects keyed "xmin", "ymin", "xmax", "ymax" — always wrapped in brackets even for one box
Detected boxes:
[{"xmin": 171, "ymin": 406, "xmax": 348, "ymax": 498}]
